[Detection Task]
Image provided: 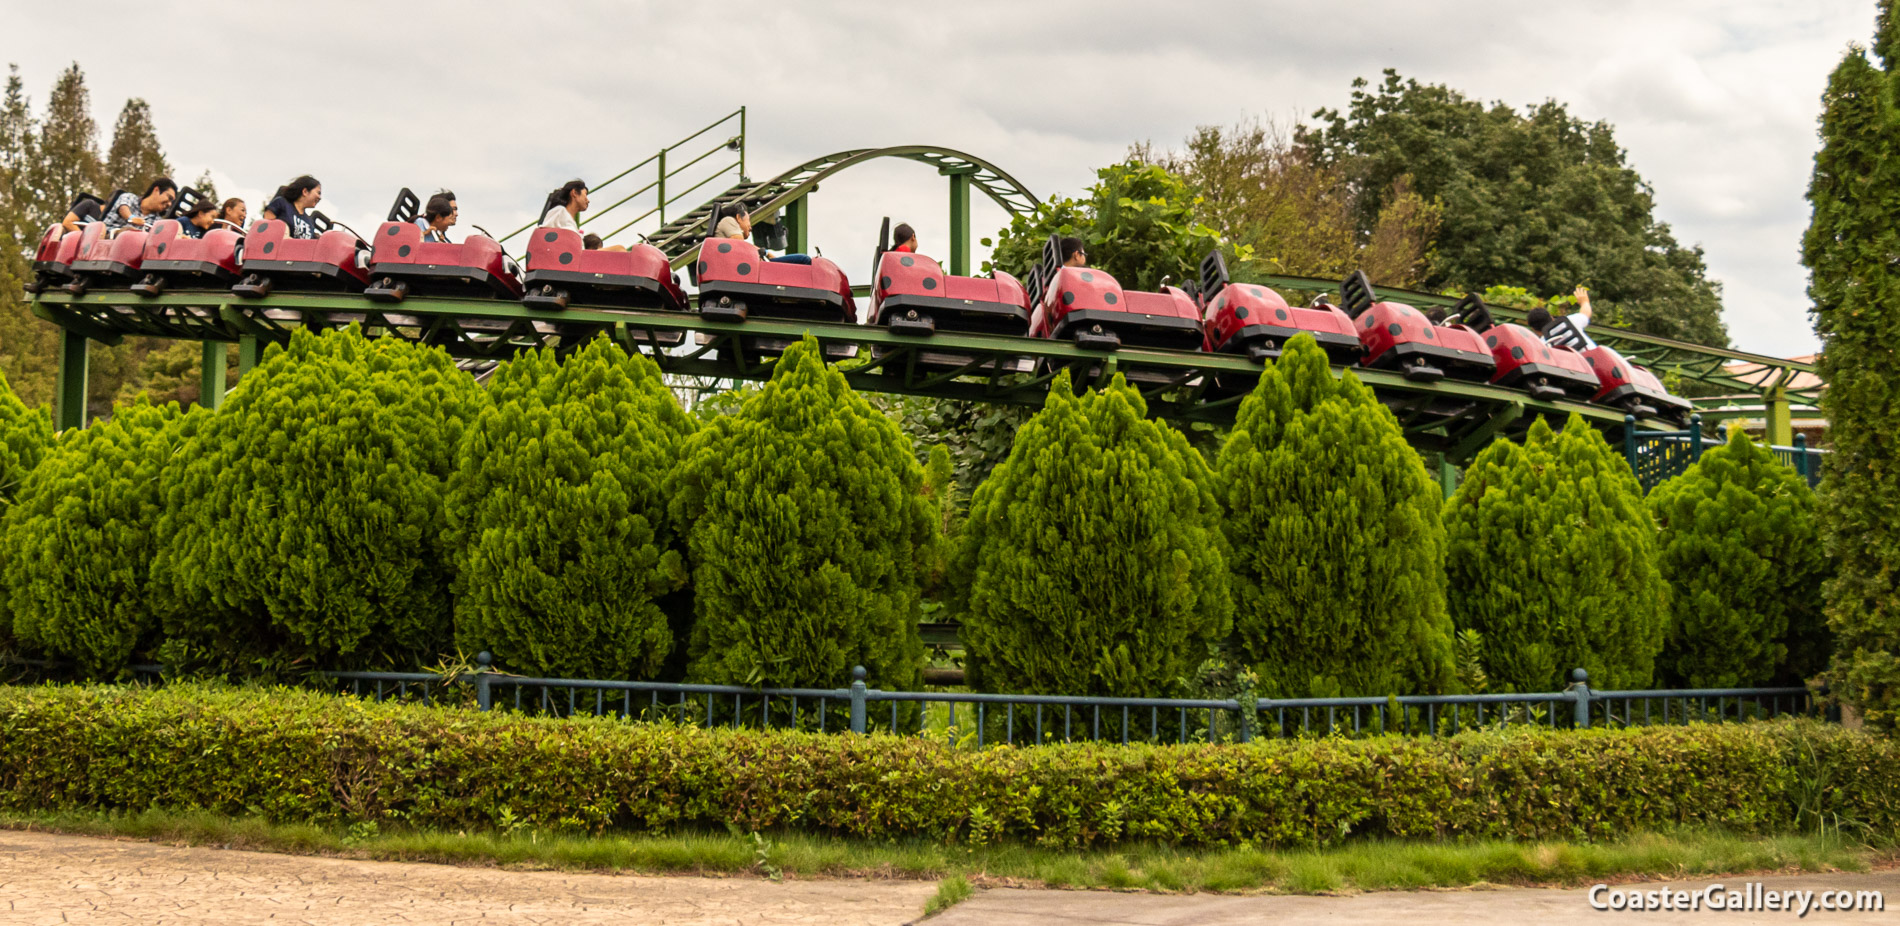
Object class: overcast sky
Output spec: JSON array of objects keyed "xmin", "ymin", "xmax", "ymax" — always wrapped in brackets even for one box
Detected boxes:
[{"xmin": 5, "ymin": 0, "xmax": 1874, "ymax": 357}]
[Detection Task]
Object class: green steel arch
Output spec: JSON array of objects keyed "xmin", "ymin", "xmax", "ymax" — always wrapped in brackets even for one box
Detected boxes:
[{"xmin": 640, "ymin": 145, "xmax": 1041, "ymax": 275}]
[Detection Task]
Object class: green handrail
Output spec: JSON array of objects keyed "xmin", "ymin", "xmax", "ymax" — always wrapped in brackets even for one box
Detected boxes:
[{"xmin": 497, "ymin": 107, "xmax": 747, "ymax": 246}]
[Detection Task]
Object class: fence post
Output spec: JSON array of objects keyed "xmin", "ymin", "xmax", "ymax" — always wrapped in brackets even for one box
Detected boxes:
[
  {"xmin": 1568, "ymin": 668, "xmax": 1591, "ymax": 729},
  {"xmin": 1794, "ymin": 433, "xmax": 1809, "ymax": 483},
  {"xmin": 849, "ymin": 665, "xmax": 867, "ymax": 734},
  {"xmin": 1688, "ymin": 414, "xmax": 1703, "ymax": 462},
  {"xmin": 474, "ymin": 651, "xmax": 493, "ymax": 712},
  {"xmin": 1235, "ymin": 675, "xmax": 1257, "ymax": 743}
]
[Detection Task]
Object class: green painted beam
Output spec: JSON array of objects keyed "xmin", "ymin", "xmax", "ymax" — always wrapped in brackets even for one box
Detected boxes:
[
  {"xmin": 55, "ymin": 330, "xmax": 88, "ymax": 432},
  {"xmin": 237, "ymin": 334, "xmax": 261, "ymax": 377},
  {"xmin": 26, "ymin": 290, "xmax": 1680, "ymax": 441},
  {"xmin": 199, "ymin": 341, "xmax": 226, "ymax": 409},
  {"xmin": 946, "ymin": 170, "xmax": 972, "ymax": 277},
  {"xmin": 783, "ymin": 194, "xmax": 809, "ymax": 254}
]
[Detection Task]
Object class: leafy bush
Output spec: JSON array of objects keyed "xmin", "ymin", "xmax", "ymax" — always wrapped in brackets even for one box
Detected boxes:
[
  {"xmin": 984, "ymin": 160, "xmax": 1241, "ymax": 291},
  {"xmin": 667, "ymin": 337, "xmax": 929, "ymax": 690},
  {"xmin": 1804, "ymin": 12, "xmax": 1900, "ymax": 732},
  {"xmin": 1215, "ymin": 333, "xmax": 1455, "ymax": 697},
  {"xmin": 1444, "ymin": 416, "xmax": 1669, "ymax": 691},
  {"xmin": 0, "ymin": 684, "xmax": 1892, "ymax": 849},
  {"xmin": 446, "ymin": 338, "xmax": 696, "ymax": 680},
  {"xmin": 1648, "ymin": 426, "xmax": 1831, "ymax": 687},
  {"xmin": 955, "ymin": 371, "xmax": 1231, "ymax": 697},
  {"xmin": 152, "ymin": 327, "xmax": 481, "ymax": 672},
  {"xmin": 2, "ymin": 397, "xmax": 199, "ymax": 674}
]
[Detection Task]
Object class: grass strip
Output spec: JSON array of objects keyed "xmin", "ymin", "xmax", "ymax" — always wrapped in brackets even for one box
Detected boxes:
[
  {"xmin": 0, "ymin": 808, "xmax": 1887, "ymax": 894},
  {"xmin": 923, "ymin": 875, "xmax": 974, "ymax": 916}
]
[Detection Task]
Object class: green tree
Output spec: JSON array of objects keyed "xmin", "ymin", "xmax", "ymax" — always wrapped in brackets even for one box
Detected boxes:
[
  {"xmin": 3, "ymin": 397, "xmax": 199, "ymax": 675},
  {"xmin": 0, "ymin": 65, "xmax": 58, "ymax": 411},
  {"xmin": 1647, "ymin": 425, "xmax": 1830, "ymax": 688},
  {"xmin": 984, "ymin": 160, "xmax": 1242, "ymax": 292},
  {"xmin": 1804, "ymin": 4, "xmax": 1900, "ymax": 731},
  {"xmin": 1140, "ymin": 120, "xmax": 1440, "ymax": 288},
  {"xmin": 447, "ymin": 337, "xmax": 697, "ymax": 680},
  {"xmin": 103, "ymin": 98, "xmax": 171, "ymax": 194},
  {"xmin": 191, "ymin": 168, "xmax": 218, "ymax": 205},
  {"xmin": 954, "ymin": 371, "xmax": 1232, "ymax": 697},
  {"xmin": 1300, "ymin": 70, "xmax": 1729, "ymax": 347},
  {"xmin": 1444, "ymin": 416, "xmax": 1669, "ymax": 691},
  {"xmin": 1215, "ymin": 333, "xmax": 1454, "ymax": 697},
  {"xmin": 153, "ymin": 327, "xmax": 480, "ymax": 673},
  {"xmin": 668, "ymin": 337, "xmax": 929, "ymax": 690},
  {"xmin": 27, "ymin": 63, "xmax": 106, "ymax": 228}
]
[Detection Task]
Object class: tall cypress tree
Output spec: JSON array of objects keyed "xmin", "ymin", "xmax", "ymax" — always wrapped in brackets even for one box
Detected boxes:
[
  {"xmin": 1647, "ymin": 425, "xmax": 1830, "ymax": 688},
  {"xmin": 3, "ymin": 397, "xmax": 199, "ymax": 675},
  {"xmin": 668, "ymin": 336, "xmax": 929, "ymax": 690},
  {"xmin": 1804, "ymin": 3, "xmax": 1900, "ymax": 730},
  {"xmin": 104, "ymin": 98, "xmax": 171, "ymax": 193},
  {"xmin": 1215, "ymin": 333, "xmax": 1454, "ymax": 697},
  {"xmin": 954, "ymin": 371, "xmax": 1232, "ymax": 697},
  {"xmin": 0, "ymin": 65, "xmax": 58, "ymax": 411},
  {"xmin": 153, "ymin": 327, "xmax": 481, "ymax": 673},
  {"xmin": 28, "ymin": 63, "xmax": 106, "ymax": 228},
  {"xmin": 1444, "ymin": 416, "xmax": 1668, "ymax": 691},
  {"xmin": 447, "ymin": 337, "xmax": 697, "ymax": 680}
]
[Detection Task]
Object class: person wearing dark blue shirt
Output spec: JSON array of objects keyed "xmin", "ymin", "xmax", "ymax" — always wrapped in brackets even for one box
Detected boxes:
[
  {"xmin": 414, "ymin": 190, "xmax": 456, "ymax": 243},
  {"xmin": 264, "ymin": 175, "xmax": 323, "ymax": 239},
  {"xmin": 176, "ymin": 198, "xmax": 219, "ymax": 239}
]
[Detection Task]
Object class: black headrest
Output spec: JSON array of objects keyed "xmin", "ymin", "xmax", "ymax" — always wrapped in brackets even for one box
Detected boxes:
[
  {"xmin": 309, "ymin": 210, "xmax": 335, "ymax": 234},
  {"xmin": 167, "ymin": 186, "xmax": 203, "ymax": 220},
  {"xmin": 69, "ymin": 191, "xmax": 103, "ymax": 210},
  {"xmin": 1454, "ymin": 293, "xmax": 1494, "ymax": 332},
  {"xmin": 1340, "ymin": 270, "xmax": 1377, "ymax": 317},
  {"xmin": 1544, "ymin": 316, "xmax": 1589, "ymax": 350},
  {"xmin": 1199, "ymin": 251, "xmax": 1230, "ymax": 301},
  {"xmin": 387, "ymin": 187, "xmax": 420, "ymax": 224}
]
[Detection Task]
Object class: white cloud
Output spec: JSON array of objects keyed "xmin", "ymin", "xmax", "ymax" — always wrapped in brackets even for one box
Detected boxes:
[{"xmin": 3, "ymin": 0, "xmax": 1873, "ymax": 356}]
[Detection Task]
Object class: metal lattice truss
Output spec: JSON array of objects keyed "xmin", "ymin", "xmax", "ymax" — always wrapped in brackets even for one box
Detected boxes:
[
  {"xmin": 33, "ymin": 290, "xmax": 1683, "ymax": 463},
  {"xmin": 643, "ymin": 146, "xmax": 1040, "ymax": 265}
]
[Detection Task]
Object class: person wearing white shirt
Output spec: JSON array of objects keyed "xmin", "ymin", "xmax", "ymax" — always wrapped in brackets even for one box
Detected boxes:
[{"xmin": 1527, "ymin": 285, "xmax": 1598, "ymax": 350}]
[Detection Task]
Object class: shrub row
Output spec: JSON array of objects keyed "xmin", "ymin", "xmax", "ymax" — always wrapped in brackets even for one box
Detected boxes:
[{"xmin": 0, "ymin": 684, "xmax": 1892, "ymax": 849}]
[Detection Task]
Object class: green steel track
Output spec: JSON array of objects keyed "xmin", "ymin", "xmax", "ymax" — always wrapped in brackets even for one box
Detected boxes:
[{"xmin": 32, "ymin": 289, "xmax": 1672, "ymax": 462}]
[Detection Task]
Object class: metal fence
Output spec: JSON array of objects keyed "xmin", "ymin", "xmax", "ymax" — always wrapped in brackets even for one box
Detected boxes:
[
  {"xmin": 323, "ymin": 656, "xmax": 1819, "ymax": 746},
  {"xmin": 1625, "ymin": 414, "xmax": 1822, "ymax": 491}
]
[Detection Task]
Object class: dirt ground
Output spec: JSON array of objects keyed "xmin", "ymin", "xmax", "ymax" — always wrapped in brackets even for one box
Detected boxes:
[{"xmin": 0, "ymin": 830, "xmax": 937, "ymax": 925}]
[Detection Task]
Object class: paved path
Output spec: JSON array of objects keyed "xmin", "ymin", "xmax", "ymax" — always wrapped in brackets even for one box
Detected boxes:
[
  {"xmin": 934, "ymin": 869, "xmax": 1900, "ymax": 925},
  {"xmin": 3, "ymin": 829, "xmax": 1893, "ymax": 925},
  {"xmin": 0, "ymin": 830, "xmax": 936, "ymax": 925}
]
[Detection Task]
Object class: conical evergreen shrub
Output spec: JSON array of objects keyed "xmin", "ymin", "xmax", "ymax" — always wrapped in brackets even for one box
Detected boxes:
[
  {"xmin": 667, "ymin": 336, "xmax": 929, "ymax": 690},
  {"xmin": 3, "ymin": 397, "xmax": 200, "ymax": 674},
  {"xmin": 1804, "ymin": 6, "xmax": 1900, "ymax": 730},
  {"xmin": 1444, "ymin": 415, "xmax": 1668, "ymax": 691},
  {"xmin": 1215, "ymin": 333, "xmax": 1454, "ymax": 697},
  {"xmin": 954, "ymin": 371, "xmax": 1231, "ymax": 697},
  {"xmin": 0, "ymin": 368, "xmax": 53, "ymax": 647},
  {"xmin": 0, "ymin": 369, "xmax": 51, "ymax": 505},
  {"xmin": 446, "ymin": 337, "xmax": 696, "ymax": 680},
  {"xmin": 153, "ymin": 327, "xmax": 481, "ymax": 672},
  {"xmin": 1647, "ymin": 425, "xmax": 1830, "ymax": 688}
]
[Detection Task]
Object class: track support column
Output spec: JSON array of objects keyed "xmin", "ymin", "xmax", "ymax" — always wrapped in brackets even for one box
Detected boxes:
[
  {"xmin": 237, "ymin": 334, "xmax": 262, "ymax": 378},
  {"xmin": 1763, "ymin": 385, "xmax": 1793, "ymax": 447},
  {"xmin": 784, "ymin": 194, "xmax": 809, "ymax": 255},
  {"xmin": 55, "ymin": 330, "xmax": 89, "ymax": 431},
  {"xmin": 944, "ymin": 167, "xmax": 974, "ymax": 277},
  {"xmin": 199, "ymin": 341, "xmax": 227, "ymax": 410}
]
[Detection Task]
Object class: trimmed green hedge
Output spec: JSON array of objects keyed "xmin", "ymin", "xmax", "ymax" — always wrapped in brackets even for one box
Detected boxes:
[{"xmin": 0, "ymin": 685, "xmax": 1891, "ymax": 849}]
